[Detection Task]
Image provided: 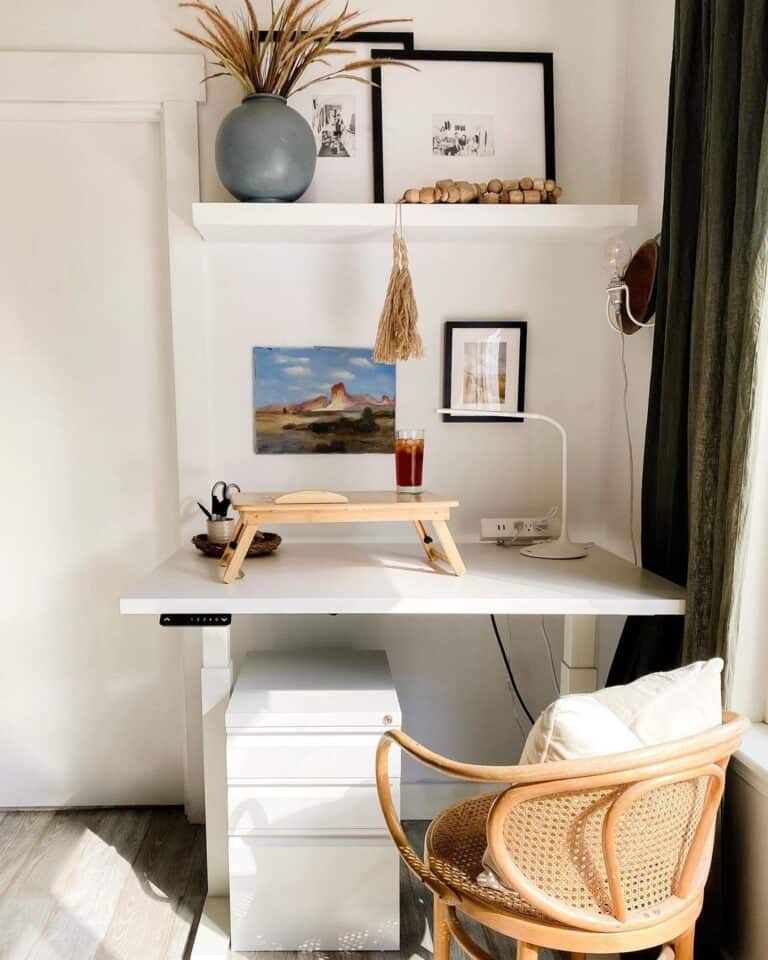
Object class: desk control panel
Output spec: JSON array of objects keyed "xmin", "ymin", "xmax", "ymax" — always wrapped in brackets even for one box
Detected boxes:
[{"xmin": 159, "ymin": 613, "xmax": 232, "ymax": 627}]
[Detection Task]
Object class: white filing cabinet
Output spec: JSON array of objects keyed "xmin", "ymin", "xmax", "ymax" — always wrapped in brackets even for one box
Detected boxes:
[{"xmin": 226, "ymin": 649, "xmax": 402, "ymax": 952}]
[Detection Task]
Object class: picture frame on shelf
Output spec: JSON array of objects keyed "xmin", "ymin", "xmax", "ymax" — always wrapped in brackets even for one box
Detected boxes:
[
  {"xmin": 442, "ymin": 320, "xmax": 527, "ymax": 423},
  {"xmin": 272, "ymin": 31, "xmax": 414, "ymax": 202},
  {"xmin": 371, "ymin": 50, "xmax": 555, "ymax": 203}
]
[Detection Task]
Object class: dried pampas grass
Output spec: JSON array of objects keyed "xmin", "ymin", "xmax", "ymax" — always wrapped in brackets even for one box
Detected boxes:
[
  {"xmin": 374, "ymin": 204, "xmax": 423, "ymax": 364},
  {"xmin": 176, "ymin": 0, "xmax": 413, "ymax": 97}
]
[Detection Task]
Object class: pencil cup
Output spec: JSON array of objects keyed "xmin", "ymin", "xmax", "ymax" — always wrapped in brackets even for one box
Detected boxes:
[{"xmin": 207, "ymin": 517, "xmax": 235, "ymax": 545}]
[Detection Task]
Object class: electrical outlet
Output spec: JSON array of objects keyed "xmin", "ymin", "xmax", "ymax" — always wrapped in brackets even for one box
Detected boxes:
[
  {"xmin": 480, "ymin": 513, "xmax": 556, "ymax": 542},
  {"xmin": 481, "ymin": 518, "xmax": 516, "ymax": 540},
  {"xmin": 517, "ymin": 519, "xmax": 541, "ymax": 536}
]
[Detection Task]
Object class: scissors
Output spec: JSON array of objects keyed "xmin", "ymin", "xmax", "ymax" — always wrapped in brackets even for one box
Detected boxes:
[{"xmin": 211, "ymin": 481, "xmax": 241, "ymax": 519}]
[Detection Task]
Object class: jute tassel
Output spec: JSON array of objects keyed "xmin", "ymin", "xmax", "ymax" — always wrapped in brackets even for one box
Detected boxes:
[{"xmin": 373, "ymin": 203, "xmax": 423, "ymax": 363}]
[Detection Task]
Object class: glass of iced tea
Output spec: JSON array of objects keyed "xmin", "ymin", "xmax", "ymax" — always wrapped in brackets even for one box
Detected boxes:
[{"xmin": 395, "ymin": 429, "xmax": 425, "ymax": 493}]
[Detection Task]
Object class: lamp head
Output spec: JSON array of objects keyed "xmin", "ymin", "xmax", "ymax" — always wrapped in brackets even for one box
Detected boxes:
[
  {"xmin": 606, "ymin": 236, "xmax": 632, "ymax": 280},
  {"xmin": 605, "ymin": 236, "xmax": 659, "ymax": 335}
]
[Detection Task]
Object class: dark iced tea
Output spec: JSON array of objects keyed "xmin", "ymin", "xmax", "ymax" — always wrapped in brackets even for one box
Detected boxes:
[{"xmin": 395, "ymin": 429, "xmax": 424, "ymax": 493}]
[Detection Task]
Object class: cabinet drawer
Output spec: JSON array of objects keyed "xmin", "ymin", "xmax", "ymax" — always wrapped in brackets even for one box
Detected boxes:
[
  {"xmin": 229, "ymin": 835, "xmax": 399, "ymax": 951},
  {"xmin": 228, "ymin": 781, "xmax": 400, "ymax": 835},
  {"xmin": 226, "ymin": 732, "xmax": 399, "ymax": 783}
]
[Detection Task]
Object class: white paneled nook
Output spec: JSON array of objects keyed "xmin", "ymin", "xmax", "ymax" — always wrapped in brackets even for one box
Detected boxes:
[{"xmin": 2, "ymin": 4, "xmax": 688, "ymax": 959}]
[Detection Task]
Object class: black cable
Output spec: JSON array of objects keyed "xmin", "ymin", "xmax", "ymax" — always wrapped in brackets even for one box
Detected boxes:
[{"xmin": 490, "ymin": 614, "xmax": 535, "ymax": 724}]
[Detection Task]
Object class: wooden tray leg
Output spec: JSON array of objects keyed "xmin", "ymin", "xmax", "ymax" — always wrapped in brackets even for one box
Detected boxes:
[
  {"xmin": 431, "ymin": 519, "xmax": 466, "ymax": 577},
  {"xmin": 218, "ymin": 517, "xmax": 244, "ymax": 568},
  {"xmin": 222, "ymin": 523, "xmax": 258, "ymax": 584},
  {"xmin": 413, "ymin": 520, "xmax": 449, "ymax": 569}
]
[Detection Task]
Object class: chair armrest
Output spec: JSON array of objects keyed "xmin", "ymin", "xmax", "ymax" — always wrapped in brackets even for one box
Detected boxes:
[
  {"xmin": 375, "ymin": 733, "xmax": 455, "ymax": 900},
  {"xmin": 375, "ymin": 730, "xmax": 520, "ymax": 903},
  {"xmin": 381, "ymin": 728, "xmax": 522, "ymax": 782}
]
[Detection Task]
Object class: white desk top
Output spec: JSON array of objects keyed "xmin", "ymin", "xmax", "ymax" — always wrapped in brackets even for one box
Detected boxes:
[{"xmin": 120, "ymin": 542, "xmax": 686, "ymax": 616}]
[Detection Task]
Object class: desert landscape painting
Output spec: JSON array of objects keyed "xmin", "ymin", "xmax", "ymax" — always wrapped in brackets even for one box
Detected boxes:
[{"xmin": 253, "ymin": 347, "xmax": 396, "ymax": 454}]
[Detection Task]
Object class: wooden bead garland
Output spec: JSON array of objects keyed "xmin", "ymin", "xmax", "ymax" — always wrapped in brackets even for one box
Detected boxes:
[{"xmin": 401, "ymin": 177, "xmax": 563, "ymax": 205}]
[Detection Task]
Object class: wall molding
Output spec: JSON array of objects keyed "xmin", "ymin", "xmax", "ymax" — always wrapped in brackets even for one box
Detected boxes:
[
  {"xmin": 0, "ymin": 51, "xmax": 205, "ymax": 103},
  {"xmin": 731, "ymin": 723, "xmax": 768, "ymax": 800},
  {"xmin": 0, "ymin": 101, "xmax": 164, "ymax": 123}
]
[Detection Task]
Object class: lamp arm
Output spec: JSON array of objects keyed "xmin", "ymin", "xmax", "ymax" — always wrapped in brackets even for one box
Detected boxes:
[{"xmin": 435, "ymin": 408, "xmax": 569, "ymax": 543}]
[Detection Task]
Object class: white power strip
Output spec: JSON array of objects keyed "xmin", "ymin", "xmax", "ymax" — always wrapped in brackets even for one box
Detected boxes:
[{"xmin": 480, "ymin": 508, "xmax": 558, "ymax": 543}]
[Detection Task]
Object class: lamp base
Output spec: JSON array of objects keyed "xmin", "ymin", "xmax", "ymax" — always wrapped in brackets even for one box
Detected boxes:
[{"xmin": 520, "ymin": 538, "xmax": 587, "ymax": 560}]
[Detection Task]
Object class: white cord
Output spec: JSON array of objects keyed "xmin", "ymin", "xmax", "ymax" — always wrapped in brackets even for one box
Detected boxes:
[
  {"xmin": 619, "ymin": 331, "xmax": 639, "ymax": 565},
  {"xmin": 540, "ymin": 618, "xmax": 560, "ymax": 694},
  {"xmin": 606, "ymin": 282, "xmax": 656, "ymax": 333}
]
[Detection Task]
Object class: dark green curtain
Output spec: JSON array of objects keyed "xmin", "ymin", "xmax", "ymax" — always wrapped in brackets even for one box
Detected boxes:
[
  {"xmin": 609, "ymin": 0, "xmax": 767, "ymax": 695},
  {"xmin": 608, "ymin": 0, "xmax": 768, "ymax": 956}
]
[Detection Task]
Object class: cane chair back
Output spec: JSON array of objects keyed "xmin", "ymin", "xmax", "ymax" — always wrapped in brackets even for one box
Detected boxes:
[{"xmin": 376, "ymin": 712, "xmax": 748, "ymax": 941}]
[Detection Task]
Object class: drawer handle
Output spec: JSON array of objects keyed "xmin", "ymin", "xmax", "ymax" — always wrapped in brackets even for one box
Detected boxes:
[{"xmin": 383, "ymin": 714, "xmax": 394, "ymax": 726}]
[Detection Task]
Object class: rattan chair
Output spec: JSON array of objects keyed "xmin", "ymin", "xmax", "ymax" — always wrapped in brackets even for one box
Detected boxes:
[{"xmin": 376, "ymin": 712, "xmax": 748, "ymax": 960}]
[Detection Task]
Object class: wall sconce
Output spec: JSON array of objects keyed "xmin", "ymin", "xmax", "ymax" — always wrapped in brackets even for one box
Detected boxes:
[{"xmin": 606, "ymin": 236, "xmax": 660, "ymax": 334}]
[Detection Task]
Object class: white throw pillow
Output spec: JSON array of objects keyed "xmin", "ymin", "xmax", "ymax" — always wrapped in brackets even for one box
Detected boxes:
[
  {"xmin": 520, "ymin": 657, "xmax": 724, "ymax": 764},
  {"xmin": 477, "ymin": 658, "xmax": 724, "ymax": 891}
]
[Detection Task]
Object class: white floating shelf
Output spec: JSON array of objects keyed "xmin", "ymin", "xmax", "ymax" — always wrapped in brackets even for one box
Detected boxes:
[{"xmin": 192, "ymin": 202, "xmax": 638, "ymax": 244}]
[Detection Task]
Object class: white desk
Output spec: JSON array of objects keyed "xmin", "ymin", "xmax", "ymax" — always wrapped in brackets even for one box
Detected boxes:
[{"xmin": 120, "ymin": 540, "xmax": 685, "ymax": 958}]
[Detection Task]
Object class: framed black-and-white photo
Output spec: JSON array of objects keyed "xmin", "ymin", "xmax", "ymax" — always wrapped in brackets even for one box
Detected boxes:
[
  {"xmin": 280, "ymin": 31, "xmax": 413, "ymax": 202},
  {"xmin": 371, "ymin": 50, "xmax": 554, "ymax": 203},
  {"xmin": 442, "ymin": 321, "xmax": 527, "ymax": 422}
]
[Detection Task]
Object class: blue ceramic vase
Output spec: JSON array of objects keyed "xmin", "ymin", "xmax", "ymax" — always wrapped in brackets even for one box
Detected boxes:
[{"xmin": 215, "ymin": 93, "xmax": 316, "ymax": 203}]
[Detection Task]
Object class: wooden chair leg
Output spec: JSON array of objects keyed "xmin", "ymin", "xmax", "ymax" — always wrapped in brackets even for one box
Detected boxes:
[
  {"xmin": 433, "ymin": 898, "xmax": 451, "ymax": 960},
  {"xmin": 516, "ymin": 943, "xmax": 538, "ymax": 960},
  {"xmin": 673, "ymin": 926, "xmax": 695, "ymax": 960}
]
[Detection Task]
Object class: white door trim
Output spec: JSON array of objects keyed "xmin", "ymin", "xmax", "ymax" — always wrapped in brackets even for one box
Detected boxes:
[
  {"xmin": 0, "ymin": 51, "xmax": 206, "ymax": 103},
  {"xmin": 0, "ymin": 101, "xmax": 164, "ymax": 122}
]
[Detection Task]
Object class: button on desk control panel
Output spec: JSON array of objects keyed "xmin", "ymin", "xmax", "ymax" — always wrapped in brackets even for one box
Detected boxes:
[{"xmin": 159, "ymin": 613, "xmax": 232, "ymax": 627}]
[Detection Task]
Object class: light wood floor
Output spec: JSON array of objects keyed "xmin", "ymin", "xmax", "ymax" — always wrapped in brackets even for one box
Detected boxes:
[{"xmin": 0, "ymin": 808, "xmax": 560, "ymax": 960}]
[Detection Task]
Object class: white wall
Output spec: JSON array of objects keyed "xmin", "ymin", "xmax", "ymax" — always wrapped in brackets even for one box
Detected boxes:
[
  {"xmin": 729, "ymin": 310, "xmax": 768, "ymax": 719},
  {"xmin": 0, "ymin": 0, "xmax": 675, "ymax": 806}
]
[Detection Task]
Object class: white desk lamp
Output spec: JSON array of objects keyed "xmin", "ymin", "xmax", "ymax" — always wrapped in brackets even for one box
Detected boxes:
[{"xmin": 436, "ymin": 408, "xmax": 587, "ymax": 560}]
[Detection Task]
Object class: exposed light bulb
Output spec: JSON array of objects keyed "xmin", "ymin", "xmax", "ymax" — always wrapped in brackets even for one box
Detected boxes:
[{"xmin": 606, "ymin": 237, "xmax": 632, "ymax": 278}]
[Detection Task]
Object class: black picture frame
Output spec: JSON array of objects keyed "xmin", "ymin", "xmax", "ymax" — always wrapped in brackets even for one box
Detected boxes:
[
  {"xmin": 371, "ymin": 49, "xmax": 555, "ymax": 204},
  {"xmin": 258, "ymin": 29, "xmax": 414, "ymax": 48},
  {"xmin": 442, "ymin": 321, "xmax": 528, "ymax": 423},
  {"xmin": 258, "ymin": 31, "xmax": 414, "ymax": 202}
]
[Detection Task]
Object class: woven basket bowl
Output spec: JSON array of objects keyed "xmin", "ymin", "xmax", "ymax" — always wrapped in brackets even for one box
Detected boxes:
[{"xmin": 192, "ymin": 532, "xmax": 282, "ymax": 558}]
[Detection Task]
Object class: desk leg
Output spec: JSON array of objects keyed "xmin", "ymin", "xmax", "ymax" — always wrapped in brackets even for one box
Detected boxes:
[
  {"xmin": 193, "ymin": 625, "xmax": 233, "ymax": 960},
  {"xmin": 560, "ymin": 615, "xmax": 598, "ymax": 693}
]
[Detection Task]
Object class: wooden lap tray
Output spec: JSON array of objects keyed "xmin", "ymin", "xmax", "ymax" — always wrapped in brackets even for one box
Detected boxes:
[{"xmin": 219, "ymin": 489, "xmax": 465, "ymax": 583}]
